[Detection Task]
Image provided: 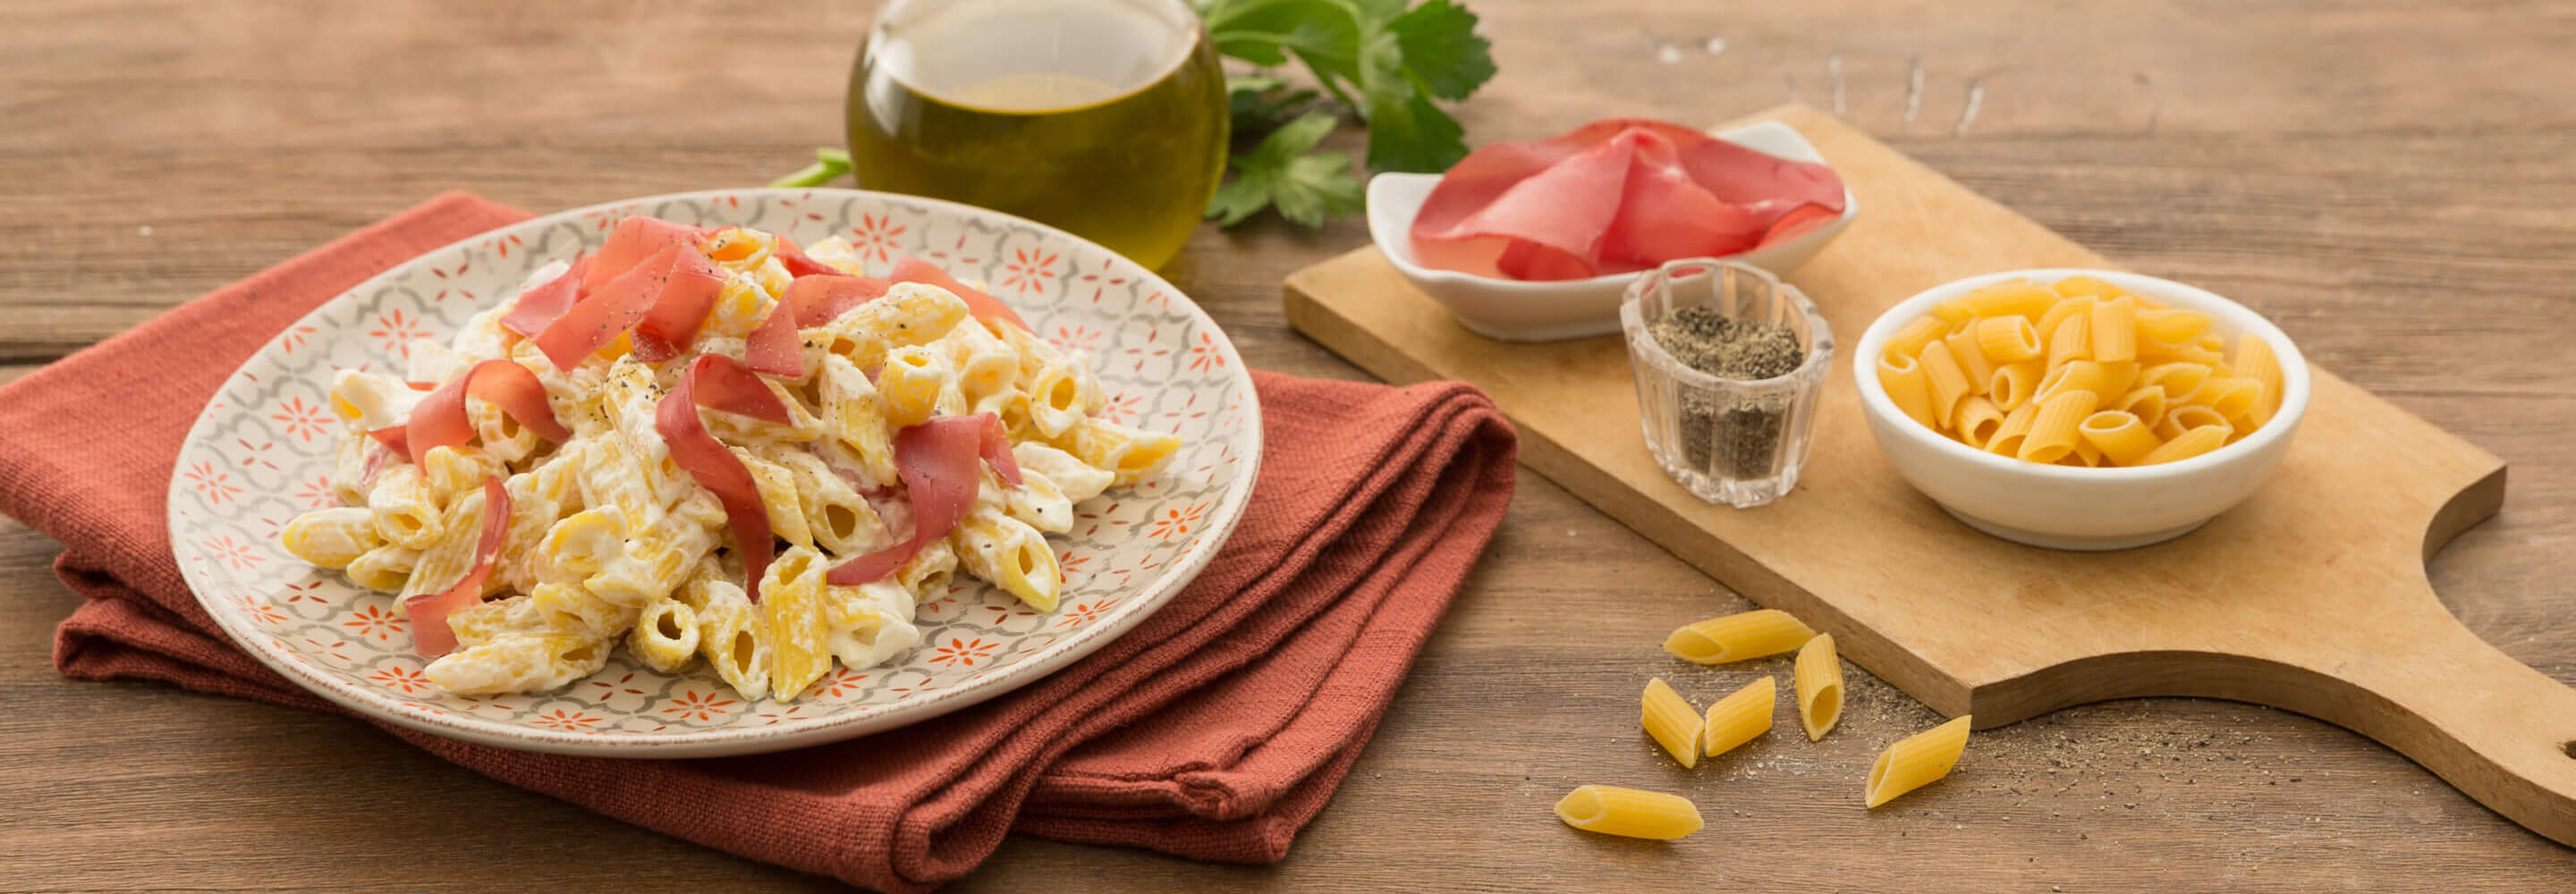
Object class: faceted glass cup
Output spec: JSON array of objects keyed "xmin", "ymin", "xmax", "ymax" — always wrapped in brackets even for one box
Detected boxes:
[{"xmin": 1618, "ymin": 259, "xmax": 1835, "ymax": 508}]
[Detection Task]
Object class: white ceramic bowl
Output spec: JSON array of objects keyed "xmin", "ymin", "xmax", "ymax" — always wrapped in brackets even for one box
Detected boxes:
[
  {"xmin": 1366, "ymin": 120, "xmax": 1859, "ymax": 342},
  {"xmin": 1852, "ymin": 269, "xmax": 2310, "ymax": 551}
]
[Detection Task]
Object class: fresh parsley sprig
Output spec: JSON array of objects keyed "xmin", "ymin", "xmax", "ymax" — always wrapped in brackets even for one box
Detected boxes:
[{"xmin": 1200, "ymin": 0, "xmax": 1496, "ymax": 227}]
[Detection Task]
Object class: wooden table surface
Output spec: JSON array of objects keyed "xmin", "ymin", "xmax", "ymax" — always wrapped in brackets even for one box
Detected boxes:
[{"xmin": 4, "ymin": 1, "xmax": 2571, "ymax": 890}]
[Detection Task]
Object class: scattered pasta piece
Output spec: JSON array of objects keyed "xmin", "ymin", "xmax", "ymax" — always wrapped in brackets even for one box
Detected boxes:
[
  {"xmin": 1793, "ymin": 633, "xmax": 1844, "ymax": 741},
  {"xmin": 1865, "ymin": 715, "xmax": 1973, "ymax": 807},
  {"xmin": 1881, "ymin": 275, "xmax": 2284, "ymax": 465},
  {"xmin": 1554, "ymin": 785, "xmax": 1703, "ymax": 840},
  {"xmin": 1700, "ymin": 676, "xmax": 1776, "ymax": 757},
  {"xmin": 1662, "ymin": 609, "xmax": 1816, "ymax": 664},
  {"xmin": 1640, "ymin": 678, "xmax": 1703, "ymax": 769}
]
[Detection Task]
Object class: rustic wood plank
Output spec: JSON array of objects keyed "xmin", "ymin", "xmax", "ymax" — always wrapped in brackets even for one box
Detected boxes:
[{"xmin": 0, "ymin": 0, "xmax": 2569, "ymax": 890}]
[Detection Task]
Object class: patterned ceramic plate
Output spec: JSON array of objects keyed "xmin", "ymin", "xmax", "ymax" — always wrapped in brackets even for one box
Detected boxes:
[{"xmin": 168, "ymin": 189, "xmax": 1260, "ymax": 756}]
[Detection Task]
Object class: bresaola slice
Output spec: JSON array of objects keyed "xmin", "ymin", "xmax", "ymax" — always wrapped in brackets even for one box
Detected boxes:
[
  {"xmin": 403, "ymin": 476, "xmax": 511, "ymax": 658},
  {"xmin": 394, "ymin": 359, "xmax": 571, "ymax": 467},
  {"xmin": 631, "ymin": 247, "xmax": 730, "ymax": 355},
  {"xmin": 1409, "ymin": 118, "xmax": 1847, "ymax": 281},
  {"xmin": 743, "ymin": 300, "xmax": 806, "ymax": 376},
  {"xmin": 784, "ymin": 274, "xmax": 891, "ymax": 327},
  {"xmin": 586, "ymin": 216, "xmax": 702, "ymax": 292},
  {"xmin": 657, "ymin": 355, "xmax": 792, "ymax": 602},
  {"xmin": 826, "ymin": 413, "xmax": 1017, "ymax": 586},
  {"xmin": 500, "ymin": 258, "xmax": 587, "ymax": 337}
]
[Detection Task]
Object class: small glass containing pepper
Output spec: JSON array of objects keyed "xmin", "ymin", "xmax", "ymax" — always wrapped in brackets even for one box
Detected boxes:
[{"xmin": 1619, "ymin": 258, "xmax": 1834, "ymax": 508}]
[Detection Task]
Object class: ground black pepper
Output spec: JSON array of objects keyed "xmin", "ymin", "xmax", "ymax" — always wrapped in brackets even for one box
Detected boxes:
[{"xmin": 1648, "ymin": 305, "xmax": 1804, "ymax": 479}]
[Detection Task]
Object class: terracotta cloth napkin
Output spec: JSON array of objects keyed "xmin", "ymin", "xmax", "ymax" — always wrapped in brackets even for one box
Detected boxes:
[{"xmin": 0, "ymin": 192, "xmax": 1518, "ymax": 891}]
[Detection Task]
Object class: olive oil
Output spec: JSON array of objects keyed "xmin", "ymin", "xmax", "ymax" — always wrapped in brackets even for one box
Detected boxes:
[{"xmin": 848, "ymin": 0, "xmax": 1227, "ymax": 270}]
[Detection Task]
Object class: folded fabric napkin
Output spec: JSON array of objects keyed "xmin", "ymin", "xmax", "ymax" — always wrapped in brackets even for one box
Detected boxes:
[{"xmin": 0, "ymin": 192, "xmax": 1518, "ymax": 891}]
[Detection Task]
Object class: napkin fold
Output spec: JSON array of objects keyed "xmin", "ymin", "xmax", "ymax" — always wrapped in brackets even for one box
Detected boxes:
[{"xmin": 0, "ymin": 192, "xmax": 1517, "ymax": 891}]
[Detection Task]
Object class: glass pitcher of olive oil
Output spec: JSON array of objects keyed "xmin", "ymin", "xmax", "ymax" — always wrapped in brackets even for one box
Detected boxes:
[{"xmin": 849, "ymin": 0, "xmax": 1228, "ymax": 269}]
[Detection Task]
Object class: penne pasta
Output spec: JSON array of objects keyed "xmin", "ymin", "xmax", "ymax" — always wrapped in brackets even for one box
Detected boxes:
[
  {"xmin": 1793, "ymin": 634, "xmax": 1844, "ymax": 741},
  {"xmin": 2112, "ymin": 385, "xmax": 2167, "ymax": 428},
  {"xmin": 1700, "ymin": 676, "xmax": 1776, "ymax": 757},
  {"xmin": 1663, "ymin": 609, "xmax": 1816, "ymax": 664},
  {"xmin": 2016, "ymin": 390, "xmax": 2099, "ymax": 464},
  {"xmin": 2078, "ymin": 411, "xmax": 2164, "ymax": 467},
  {"xmin": 1877, "ymin": 352, "xmax": 1937, "ymax": 429},
  {"xmin": 2235, "ymin": 333, "xmax": 2286, "ymax": 422},
  {"xmin": 2089, "ymin": 296, "xmax": 2138, "ymax": 363},
  {"xmin": 1985, "ymin": 401, "xmax": 2040, "ymax": 458},
  {"xmin": 1987, "ymin": 361, "xmax": 2042, "ymax": 411},
  {"xmin": 1953, "ymin": 396, "xmax": 2006, "ymax": 449},
  {"xmin": 1973, "ymin": 316, "xmax": 2043, "ymax": 363},
  {"xmin": 1865, "ymin": 715, "xmax": 1973, "ymax": 808},
  {"xmin": 2153, "ymin": 404, "xmax": 2231, "ymax": 442},
  {"xmin": 1941, "ymin": 325, "xmax": 1996, "ymax": 397},
  {"xmin": 1555, "ymin": 785, "xmax": 1702, "ymax": 840},
  {"xmin": 1919, "ymin": 340, "xmax": 1973, "ymax": 426},
  {"xmin": 2045, "ymin": 313, "xmax": 2091, "ymax": 369},
  {"xmin": 2140, "ymin": 424, "xmax": 2230, "ymax": 465},
  {"xmin": 1881, "ymin": 316, "xmax": 1947, "ymax": 362},
  {"xmin": 1641, "ymin": 678, "xmax": 1703, "ymax": 769}
]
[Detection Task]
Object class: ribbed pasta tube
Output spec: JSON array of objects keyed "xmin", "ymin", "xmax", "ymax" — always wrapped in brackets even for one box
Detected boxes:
[
  {"xmin": 1013, "ymin": 443, "xmax": 1114, "ymax": 504},
  {"xmin": 2235, "ymin": 333, "xmax": 2286, "ymax": 422},
  {"xmin": 2153, "ymin": 405, "xmax": 2231, "ymax": 442},
  {"xmin": 817, "ymin": 283, "xmax": 970, "ymax": 373},
  {"xmin": 1940, "ymin": 326, "xmax": 1996, "ymax": 398},
  {"xmin": 1662, "ymin": 609, "xmax": 1815, "ymax": 664},
  {"xmin": 1918, "ymin": 340, "xmax": 1973, "ymax": 425},
  {"xmin": 817, "ymin": 353, "xmax": 899, "ymax": 487},
  {"xmin": 2078, "ymin": 411, "xmax": 2164, "ymax": 467},
  {"xmin": 1984, "ymin": 401, "xmax": 2039, "ymax": 458},
  {"xmin": 1866, "ymin": 715, "xmax": 1973, "ymax": 807},
  {"xmin": 2140, "ymin": 425, "xmax": 2231, "ymax": 465},
  {"xmin": 1877, "ymin": 351, "xmax": 1936, "ymax": 429},
  {"xmin": 1025, "ymin": 353, "xmax": 1104, "ymax": 438},
  {"xmin": 1554, "ymin": 786, "xmax": 1702, "ymax": 840},
  {"xmin": 1953, "ymin": 396, "xmax": 2006, "ymax": 449},
  {"xmin": 733, "ymin": 447, "xmax": 813, "ymax": 549},
  {"xmin": 2015, "ymin": 390, "xmax": 2099, "ymax": 464},
  {"xmin": 2036, "ymin": 296, "xmax": 2093, "ymax": 343},
  {"xmin": 2045, "ymin": 313, "xmax": 2092, "ymax": 369},
  {"xmin": 2089, "ymin": 296, "xmax": 2138, "ymax": 362},
  {"xmin": 760, "ymin": 546, "xmax": 832, "ymax": 702},
  {"xmin": 821, "ymin": 580, "xmax": 922, "ymax": 670},
  {"xmin": 1973, "ymin": 316, "xmax": 2043, "ymax": 363},
  {"xmin": 1794, "ymin": 633, "xmax": 1845, "ymax": 741},
  {"xmin": 953, "ymin": 509, "xmax": 1062, "ymax": 611},
  {"xmin": 693, "ymin": 577, "xmax": 770, "ymax": 700},
  {"xmin": 424, "ymin": 632, "xmax": 610, "ymax": 696},
  {"xmin": 1880, "ymin": 316, "xmax": 1945, "ymax": 361},
  {"xmin": 1060, "ymin": 417, "xmax": 1181, "ymax": 487},
  {"xmin": 1640, "ymin": 678, "xmax": 1702, "ymax": 769},
  {"xmin": 367, "ymin": 464, "xmax": 443, "ymax": 549},
  {"xmin": 627, "ymin": 597, "xmax": 700, "ymax": 674},
  {"xmin": 1701, "ymin": 676, "xmax": 1777, "ymax": 757},
  {"xmin": 281, "ymin": 507, "xmax": 382, "ymax": 569},
  {"xmin": 343, "ymin": 544, "xmax": 419, "ymax": 592}
]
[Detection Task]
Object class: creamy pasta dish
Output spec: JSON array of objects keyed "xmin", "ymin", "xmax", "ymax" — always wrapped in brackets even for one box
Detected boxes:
[{"xmin": 280, "ymin": 218, "xmax": 1179, "ymax": 700}]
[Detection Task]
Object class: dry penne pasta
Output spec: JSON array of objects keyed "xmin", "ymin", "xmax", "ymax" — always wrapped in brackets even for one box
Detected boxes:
[
  {"xmin": 1793, "ymin": 634, "xmax": 1844, "ymax": 741},
  {"xmin": 1877, "ymin": 352, "xmax": 1936, "ymax": 429},
  {"xmin": 1664, "ymin": 609, "xmax": 1815, "ymax": 664},
  {"xmin": 2140, "ymin": 424, "xmax": 2230, "ymax": 465},
  {"xmin": 1865, "ymin": 715, "xmax": 1973, "ymax": 808},
  {"xmin": 1881, "ymin": 275, "xmax": 2284, "ymax": 466},
  {"xmin": 1555, "ymin": 785, "xmax": 1702, "ymax": 840},
  {"xmin": 1700, "ymin": 676, "xmax": 1776, "ymax": 758},
  {"xmin": 1641, "ymin": 678, "xmax": 1703, "ymax": 769}
]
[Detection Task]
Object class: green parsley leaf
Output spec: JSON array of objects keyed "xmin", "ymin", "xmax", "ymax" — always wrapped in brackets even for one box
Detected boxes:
[
  {"xmin": 769, "ymin": 146, "xmax": 853, "ymax": 189},
  {"xmin": 1360, "ymin": 86, "xmax": 1468, "ymax": 173},
  {"xmin": 1385, "ymin": 0, "xmax": 1495, "ymax": 100},
  {"xmin": 1204, "ymin": 111, "xmax": 1363, "ymax": 227}
]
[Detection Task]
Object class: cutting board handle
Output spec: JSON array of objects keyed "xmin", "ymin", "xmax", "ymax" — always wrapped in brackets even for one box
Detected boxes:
[{"xmin": 2259, "ymin": 592, "xmax": 2576, "ymax": 845}]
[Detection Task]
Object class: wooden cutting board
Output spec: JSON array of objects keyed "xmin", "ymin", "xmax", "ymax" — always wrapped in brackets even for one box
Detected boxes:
[{"xmin": 1283, "ymin": 105, "xmax": 2576, "ymax": 846}]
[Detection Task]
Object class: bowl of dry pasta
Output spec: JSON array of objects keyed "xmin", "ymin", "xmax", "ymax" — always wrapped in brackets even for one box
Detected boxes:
[{"xmin": 1852, "ymin": 269, "xmax": 2309, "ymax": 551}]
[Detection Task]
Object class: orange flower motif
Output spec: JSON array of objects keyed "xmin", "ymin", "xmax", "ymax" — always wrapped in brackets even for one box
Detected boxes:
[
  {"xmin": 850, "ymin": 214, "xmax": 907, "ymax": 265},
  {"xmin": 1055, "ymin": 598, "xmax": 1119, "ymax": 628},
  {"xmin": 182, "ymin": 461, "xmax": 243, "ymax": 505},
  {"xmin": 294, "ymin": 475, "xmax": 337, "ymax": 509},
  {"xmin": 204, "ymin": 536, "xmax": 264, "ymax": 571},
  {"xmin": 368, "ymin": 308, "xmax": 432, "ymax": 358},
  {"xmin": 818, "ymin": 668, "xmax": 872, "ymax": 699},
  {"xmin": 1145, "ymin": 503, "xmax": 1208, "ymax": 541},
  {"xmin": 269, "ymin": 396, "xmax": 334, "ymax": 443},
  {"xmin": 998, "ymin": 248, "xmax": 1061, "ymax": 296},
  {"xmin": 531, "ymin": 709, "xmax": 601, "ymax": 732},
  {"xmin": 927, "ymin": 637, "xmax": 998, "ymax": 668},
  {"xmin": 369, "ymin": 665, "xmax": 434, "ymax": 695},
  {"xmin": 1186, "ymin": 331, "xmax": 1225, "ymax": 372},
  {"xmin": 660, "ymin": 688, "xmax": 737, "ymax": 721},
  {"xmin": 343, "ymin": 603, "xmax": 406, "ymax": 641}
]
